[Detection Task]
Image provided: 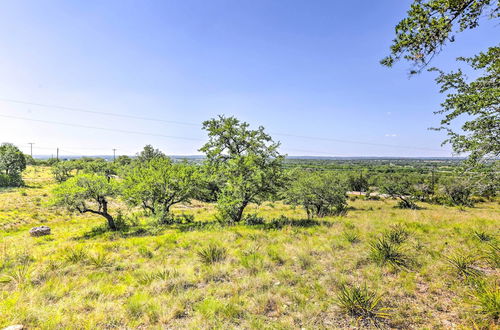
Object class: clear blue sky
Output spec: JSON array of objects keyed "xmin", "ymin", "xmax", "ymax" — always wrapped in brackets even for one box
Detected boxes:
[{"xmin": 0, "ymin": 1, "xmax": 496, "ymax": 157}]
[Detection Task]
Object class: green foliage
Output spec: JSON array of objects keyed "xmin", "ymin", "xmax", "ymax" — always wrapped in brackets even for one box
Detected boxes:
[
  {"xmin": 382, "ymin": 0, "xmax": 499, "ymax": 164},
  {"xmin": 347, "ymin": 172, "xmax": 369, "ymax": 192},
  {"xmin": 0, "ymin": 143, "xmax": 26, "ymax": 187},
  {"xmin": 343, "ymin": 230, "xmax": 360, "ymax": 244},
  {"xmin": 468, "ymin": 279, "xmax": 500, "ymax": 323},
  {"xmin": 380, "ymin": 174, "xmax": 420, "ymax": 209},
  {"xmin": 200, "ymin": 115, "xmax": 286, "ymax": 223},
  {"xmin": 136, "ymin": 144, "xmax": 166, "ymax": 163},
  {"xmin": 370, "ymin": 237, "xmax": 410, "ymax": 268},
  {"xmin": 445, "ymin": 252, "xmax": 483, "ymax": 278},
  {"xmin": 431, "ymin": 47, "xmax": 500, "ymax": 164},
  {"xmin": 286, "ymin": 170, "xmax": 348, "ymax": 218},
  {"xmin": 442, "ymin": 178, "xmax": 474, "ymax": 206},
  {"xmin": 122, "ymin": 157, "xmax": 199, "ymax": 216},
  {"xmin": 197, "ymin": 244, "xmax": 227, "ymax": 265},
  {"xmin": 381, "ymin": 0, "xmax": 497, "ymax": 73},
  {"xmin": 336, "ymin": 283, "xmax": 390, "ymax": 322},
  {"xmin": 52, "ymin": 173, "xmax": 119, "ymax": 230},
  {"xmin": 52, "ymin": 161, "xmax": 76, "ymax": 183},
  {"xmin": 385, "ymin": 224, "xmax": 410, "ymax": 244}
]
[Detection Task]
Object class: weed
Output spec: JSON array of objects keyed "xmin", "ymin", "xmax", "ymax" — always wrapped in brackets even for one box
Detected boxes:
[{"xmin": 197, "ymin": 244, "xmax": 227, "ymax": 265}]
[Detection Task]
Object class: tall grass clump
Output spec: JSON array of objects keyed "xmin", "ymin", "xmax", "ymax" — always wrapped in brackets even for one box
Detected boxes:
[
  {"xmin": 197, "ymin": 244, "xmax": 227, "ymax": 265},
  {"xmin": 369, "ymin": 237, "xmax": 410, "ymax": 268},
  {"xmin": 473, "ymin": 230, "xmax": 494, "ymax": 242},
  {"xmin": 484, "ymin": 242, "xmax": 499, "ymax": 268},
  {"xmin": 468, "ymin": 279, "xmax": 499, "ymax": 324},
  {"xmin": 336, "ymin": 283, "xmax": 390, "ymax": 323}
]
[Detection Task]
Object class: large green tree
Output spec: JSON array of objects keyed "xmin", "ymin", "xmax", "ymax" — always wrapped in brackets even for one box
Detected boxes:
[
  {"xmin": 382, "ymin": 0, "xmax": 499, "ymax": 164},
  {"xmin": 200, "ymin": 116, "xmax": 286, "ymax": 223},
  {"xmin": 0, "ymin": 143, "xmax": 26, "ymax": 187}
]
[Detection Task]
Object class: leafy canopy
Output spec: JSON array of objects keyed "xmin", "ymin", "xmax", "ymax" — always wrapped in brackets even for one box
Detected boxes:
[
  {"xmin": 381, "ymin": 0, "xmax": 498, "ymax": 73},
  {"xmin": 52, "ymin": 173, "xmax": 119, "ymax": 230},
  {"xmin": 122, "ymin": 157, "xmax": 199, "ymax": 215},
  {"xmin": 200, "ymin": 115, "xmax": 286, "ymax": 223}
]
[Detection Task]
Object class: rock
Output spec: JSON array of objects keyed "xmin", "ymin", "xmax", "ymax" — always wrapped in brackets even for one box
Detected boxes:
[
  {"xmin": 3, "ymin": 325, "xmax": 24, "ymax": 330},
  {"xmin": 29, "ymin": 226, "xmax": 51, "ymax": 237}
]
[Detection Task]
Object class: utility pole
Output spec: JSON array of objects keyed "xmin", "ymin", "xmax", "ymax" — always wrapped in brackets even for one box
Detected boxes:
[
  {"xmin": 56, "ymin": 148, "xmax": 59, "ymax": 161},
  {"xmin": 28, "ymin": 142, "xmax": 34, "ymax": 157},
  {"xmin": 112, "ymin": 148, "xmax": 117, "ymax": 161}
]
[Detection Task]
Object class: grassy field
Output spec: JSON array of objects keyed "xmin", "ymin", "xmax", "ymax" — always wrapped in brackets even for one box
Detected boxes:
[{"xmin": 1, "ymin": 167, "xmax": 498, "ymax": 329}]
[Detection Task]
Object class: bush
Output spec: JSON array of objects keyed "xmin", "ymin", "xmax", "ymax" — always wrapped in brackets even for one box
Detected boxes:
[
  {"xmin": 0, "ymin": 173, "xmax": 23, "ymax": 187},
  {"xmin": 442, "ymin": 179, "xmax": 474, "ymax": 207},
  {"xmin": 286, "ymin": 171, "xmax": 349, "ymax": 218},
  {"xmin": 244, "ymin": 214, "xmax": 265, "ymax": 225}
]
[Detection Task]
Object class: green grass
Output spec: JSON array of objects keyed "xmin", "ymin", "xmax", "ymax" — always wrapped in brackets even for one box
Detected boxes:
[{"xmin": 0, "ymin": 167, "xmax": 499, "ymax": 328}]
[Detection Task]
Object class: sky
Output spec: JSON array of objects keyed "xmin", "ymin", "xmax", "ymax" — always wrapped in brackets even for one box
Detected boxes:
[{"xmin": 0, "ymin": 0, "xmax": 497, "ymax": 157}]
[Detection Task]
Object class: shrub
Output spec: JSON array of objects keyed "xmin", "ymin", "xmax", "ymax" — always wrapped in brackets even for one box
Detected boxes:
[
  {"xmin": 0, "ymin": 143, "xmax": 26, "ymax": 187},
  {"xmin": 244, "ymin": 213, "xmax": 265, "ymax": 225},
  {"xmin": 336, "ymin": 283, "xmax": 390, "ymax": 322},
  {"xmin": 197, "ymin": 244, "xmax": 227, "ymax": 264},
  {"xmin": 286, "ymin": 171, "xmax": 349, "ymax": 218},
  {"xmin": 380, "ymin": 174, "xmax": 420, "ymax": 209},
  {"xmin": 442, "ymin": 179, "xmax": 474, "ymax": 207}
]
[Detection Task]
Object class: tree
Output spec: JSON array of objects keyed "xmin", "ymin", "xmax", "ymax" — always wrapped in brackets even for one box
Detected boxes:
[
  {"xmin": 52, "ymin": 161, "xmax": 76, "ymax": 183},
  {"xmin": 200, "ymin": 116, "xmax": 286, "ymax": 223},
  {"xmin": 122, "ymin": 158, "xmax": 199, "ymax": 218},
  {"xmin": 0, "ymin": 143, "xmax": 26, "ymax": 187},
  {"xmin": 136, "ymin": 145, "xmax": 166, "ymax": 163},
  {"xmin": 286, "ymin": 171, "xmax": 348, "ymax": 218},
  {"xmin": 430, "ymin": 48, "xmax": 499, "ymax": 163},
  {"xmin": 52, "ymin": 173, "xmax": 119, "ymax": 230},
  {"xmin": 441, "ymin": 177, "xmax": 474, "ymax": 206},
  {"xmin": 381, "ymin": 174, "xmax": 420, "ymax": 209},
  {"xmin": 347, "ymin": 171, "xmax": 369, "ymax": 192},
  {"xmin": 381, "ymin": 0, "xmax": 498, "ymax": 73},
  {"xmin": 382, "ymin": 0, "xmax": 499, "ymax": 164}
]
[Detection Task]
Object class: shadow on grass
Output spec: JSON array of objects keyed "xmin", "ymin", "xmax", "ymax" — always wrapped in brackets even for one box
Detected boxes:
[{"xmin": 76, "ymin": 217, "xmax": 333, "ymax": 239}]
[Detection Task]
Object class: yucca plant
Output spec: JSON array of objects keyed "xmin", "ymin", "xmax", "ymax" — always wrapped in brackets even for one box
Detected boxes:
[
  {"xmin": 88, "ymin": 252, "xmax": 110, "ymax": 268},
  {"xmin": 385, "ymin": 224, "xmax": 410, "ymax": 244},
  {"xmin": 484, "ymin": 242, "xmax": 500, "ymax": 268},
  {"xmin": 370, "ymin": 237, "xmax": 410, "ymax": 268},
  {"xmin": 197, "ymin": 244, "xmax": 227, "ymax": 265},
  {"xmin": 473, "ymin": 230, "xmax": 494, "ymax": 242},
  {"xmin": 468, "ymin": 279, "xmax": 499, "ymax": 323},
  {"xmin": 336, "ymin": 283, "xmax": 390, "ymax": 322},
  {"xmin": 343, "ymin": 230, "xmax": 360, "ymax": 244},
  {"xmin": 64, "ymin": 248, "xmax": 88, "ymax": 264},
  {"xmin": 445, "ymin": 253, "xmax": 483, "ymax": 278}
]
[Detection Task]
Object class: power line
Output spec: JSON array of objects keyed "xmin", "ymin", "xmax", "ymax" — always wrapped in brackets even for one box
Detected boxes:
[
  {"xmin": 0, "ymin": 97, "xmax": 452, "ymax": 153},
  {"xmin": 0, "ymin": 97, "xmax": 198, "ymax": 127},
  {"xmin": 0, "ymin": 114, "xmax": 202, "ymax": 142}
]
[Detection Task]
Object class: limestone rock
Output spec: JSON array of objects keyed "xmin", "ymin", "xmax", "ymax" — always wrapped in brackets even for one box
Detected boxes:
[{"xmin": 29, "ymin": 225, "xmax": 51, "ymax": 237}]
